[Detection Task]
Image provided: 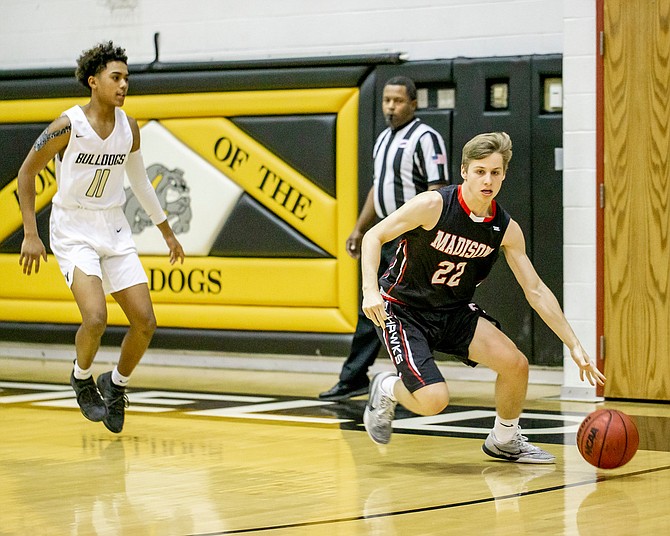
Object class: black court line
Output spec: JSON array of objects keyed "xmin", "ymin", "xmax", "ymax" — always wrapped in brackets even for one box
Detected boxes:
[
  {"xmin": 188, "ymin": 464, "xmax": 670, "ymax": 535},
  {"xmin": 5, "ymin": 382, "xmax": 670, "ymax": 449},
  {"xmin": 0, "ymin": 381, "xmax": 590, "ymax": 445}
]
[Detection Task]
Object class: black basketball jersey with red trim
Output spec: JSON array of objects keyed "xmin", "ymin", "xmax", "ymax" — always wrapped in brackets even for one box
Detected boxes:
[{"xmin": 380, "ymin": 184, "xmax": 511, "ymax": 310}]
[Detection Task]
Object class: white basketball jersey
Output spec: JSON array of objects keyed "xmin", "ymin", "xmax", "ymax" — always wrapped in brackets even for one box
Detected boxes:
[{"xmin": 53, "ymin": 105, "xmax": 133, "ymax": 210}]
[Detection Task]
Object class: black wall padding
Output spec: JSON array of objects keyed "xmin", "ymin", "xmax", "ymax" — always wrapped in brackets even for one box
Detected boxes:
[
  {"xmin": 356, "ymin": 72, "xmax": 377, "ymax": 208},
  {"xmin": 210, "ymin": 193, "xmax": 331, "ymax": 258},
  {"xmin": 453, "ymin": 56, "xmax": 534, "ymax": 359},
  {"xmin": 0, "ymin": 66, "xmax": 373, "ymax": 100},
  {"xmin": 530, "ymin": 55, "xmax": 563, "ymax": 365},
  {"xmin": 0, "ymin": 123, "xmax": 53, "ymax": 253},
  {"xmin": 0, "ymin": 206, "xmax": 52, "ymax": 253},
  {"xmin": 370, "ymin": 62, "xmax": 456, "ymax": 184},
  {"xmin": 373, "ymin": 61, "xmax": 455, "ymax": 134},
  {"xmin": 0, "ymin": 124, "xmax": 48, "ymax": 186},
  {"xmin": 130, "ymin": 67, "xmax": 372, "ymax": 94},
  {"xmin": 0, "ymin": 56, "xmax": 564, "ymax": 365},
  {"xmin": 231, "ymin": 115, "xmax": 337, "ymax": 197}
]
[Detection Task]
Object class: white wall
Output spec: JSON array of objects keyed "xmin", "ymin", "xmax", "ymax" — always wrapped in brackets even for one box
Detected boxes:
[
  {"xmin": 2, "ymin": 0, "xmax": 563, "ymax": 69},
  {"xmin": 1, "ymin": 1, "xmax": 600, "ymax": 396},
  {"xmin": 561, "ymin": 0, "xmax": 598, "ymax": 400}
]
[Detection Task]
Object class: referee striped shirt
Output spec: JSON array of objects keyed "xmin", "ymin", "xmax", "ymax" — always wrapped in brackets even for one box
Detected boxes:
[{"xmin": 372, "ymin": 117, "xmax": 449, "ymax": 218}]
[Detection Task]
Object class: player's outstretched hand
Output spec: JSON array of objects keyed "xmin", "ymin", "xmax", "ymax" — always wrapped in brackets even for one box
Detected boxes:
[{"xmin": 571, "ymin": 344, "xmax": 606, "ymax": 386}]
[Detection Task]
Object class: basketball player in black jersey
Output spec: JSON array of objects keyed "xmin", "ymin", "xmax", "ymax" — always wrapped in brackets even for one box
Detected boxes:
[
  {"xmin": 319, "ymin": 76, "xmax": 449, "ymax": 402},
  {"xmin": 360, "ymin": 132, "xmax": 605, "ymax": 463}
]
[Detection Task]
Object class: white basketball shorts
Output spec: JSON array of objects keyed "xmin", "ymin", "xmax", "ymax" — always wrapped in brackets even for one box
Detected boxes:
[{"xmin": 49, "ymin": 205, "xmax": 148, "ymax": 295}]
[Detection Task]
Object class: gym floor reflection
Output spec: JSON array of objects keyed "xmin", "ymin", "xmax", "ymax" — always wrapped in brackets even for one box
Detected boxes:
[{"xmin": 1, "ymin": 359, "xmax": 669, "ymax": 535}]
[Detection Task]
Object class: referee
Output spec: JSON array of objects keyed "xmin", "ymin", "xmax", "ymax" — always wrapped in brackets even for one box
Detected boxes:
[{"xmin": 319, "ymin": 75, "xmax": 449, "ymax": 401}]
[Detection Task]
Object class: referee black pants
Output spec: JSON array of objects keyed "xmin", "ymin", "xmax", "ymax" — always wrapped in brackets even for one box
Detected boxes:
[{"xmin": 338, "ymin": 239, "xmax": 398, "ymax": 386}]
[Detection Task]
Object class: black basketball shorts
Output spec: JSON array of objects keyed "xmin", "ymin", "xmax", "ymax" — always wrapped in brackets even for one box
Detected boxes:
[{"xmin": 375, "ymin": 300, "xmax": 501, "ymax": 394}]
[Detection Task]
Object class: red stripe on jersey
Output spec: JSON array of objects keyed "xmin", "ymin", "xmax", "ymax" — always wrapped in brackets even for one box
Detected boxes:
[
  {"xmin": 401, "ymin": 331, "xmax": 424, "ymax": 386},
  {"xmin": 457, "ymin": 184, "xmax": 497, "ymax": 222},
  {"xmin": 385, "ymin": 239, "xmax": 408, "ymax": 295},
  {"xmin": 380, "ymin": 290, "xmax": 406, "ymax": 306}
]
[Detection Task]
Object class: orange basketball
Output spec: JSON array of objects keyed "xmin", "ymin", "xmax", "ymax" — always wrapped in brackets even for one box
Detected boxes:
[{"xmin": 576, "ymin": 409, "xmax": 639, "ymax": 469}]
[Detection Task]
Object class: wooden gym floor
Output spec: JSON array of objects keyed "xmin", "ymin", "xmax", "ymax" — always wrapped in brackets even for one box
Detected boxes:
[{"xmin": 1, "ymin": 355, "xmax": 670, "ymax": 535}]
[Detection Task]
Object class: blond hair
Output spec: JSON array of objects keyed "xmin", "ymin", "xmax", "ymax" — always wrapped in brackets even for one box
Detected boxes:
[{"xmin": 461, "ymin": 132, "xmax": 513, "ymax": 172}]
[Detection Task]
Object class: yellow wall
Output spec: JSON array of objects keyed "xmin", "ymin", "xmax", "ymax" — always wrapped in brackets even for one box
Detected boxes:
[{"xmin": 0, "ymin": 89, "xmax": 360, "ymax": 333}]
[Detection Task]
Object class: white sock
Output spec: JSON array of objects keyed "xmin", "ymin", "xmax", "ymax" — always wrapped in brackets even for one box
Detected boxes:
[
  {"xmin": 493, "ymin": 416, "xmax": 519, "ymax": 443},
  {"xmin": 112, "ymin": 366, "xmax": 130, "ymax": 388},
  {"xmin": 73, "ymin": 360, "xmax": 93, "ymax": 380},
  {"xmin": 380, "ymin": 375, "xmax": 400, "ymax": 401}
]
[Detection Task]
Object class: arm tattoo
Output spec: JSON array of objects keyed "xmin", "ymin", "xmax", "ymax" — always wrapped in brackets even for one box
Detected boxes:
[{"xmin": 33, "ymin": 124, "xmax": 71, "ymax": 152}]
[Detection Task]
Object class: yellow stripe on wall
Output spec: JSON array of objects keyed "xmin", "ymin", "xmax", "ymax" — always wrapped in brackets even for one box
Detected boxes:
[
  {"xmin": 0, "ymin": 255, "xmax": 337, "ymax": 307},
  {"xmin": 335, "ymin": 91, "xmax": 361, "ymax": 327},
  {"xmin": 0, "ymin": 89, "xmax": 357, "ymax": 123},
  {"xmin": 0, "ymin": 298, "xmax": 355, "ymax": 333}
]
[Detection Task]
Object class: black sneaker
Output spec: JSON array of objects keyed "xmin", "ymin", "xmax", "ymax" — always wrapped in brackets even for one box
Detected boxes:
[
  {"xmin": 318, "ymin": 381, "xmax": 369, "ymax": 401},
  {"xmin": 70, "ymin": 371, "xmax": 107, "ymax": 422},
  {"xmin": 97, "ymin": 371, "xmax": 129, "ymax": 434}
]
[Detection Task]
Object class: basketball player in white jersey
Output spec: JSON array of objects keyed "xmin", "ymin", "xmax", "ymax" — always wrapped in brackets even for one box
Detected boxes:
[{"xmin": 17, "ymin": 42, "xmax": 185, "ymax": 433}]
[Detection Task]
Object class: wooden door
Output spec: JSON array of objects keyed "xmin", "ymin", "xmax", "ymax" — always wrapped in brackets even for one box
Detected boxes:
[{"xmin": 603, "ymin": 0, "xmax": 670, "ymax": 399}]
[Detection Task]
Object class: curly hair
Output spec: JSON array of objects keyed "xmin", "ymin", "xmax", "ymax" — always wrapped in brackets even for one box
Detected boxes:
[{"xmin": 75, "ymin": 41, "xmax": 128, "ymax": 90}]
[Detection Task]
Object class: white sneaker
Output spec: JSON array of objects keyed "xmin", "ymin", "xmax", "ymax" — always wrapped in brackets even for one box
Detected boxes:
[
  {"xmin": 363, "ymin": 372, "xmax": 398, "ymax": 445},
  {"xmin": 482, "ymin": 428, "xmax": 556, "ymax": 464}
]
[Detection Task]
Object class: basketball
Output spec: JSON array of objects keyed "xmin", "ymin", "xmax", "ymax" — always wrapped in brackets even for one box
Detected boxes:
[{"xmin": 576, "ymin": 409, "xmax": 639, "ymax": 469}]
